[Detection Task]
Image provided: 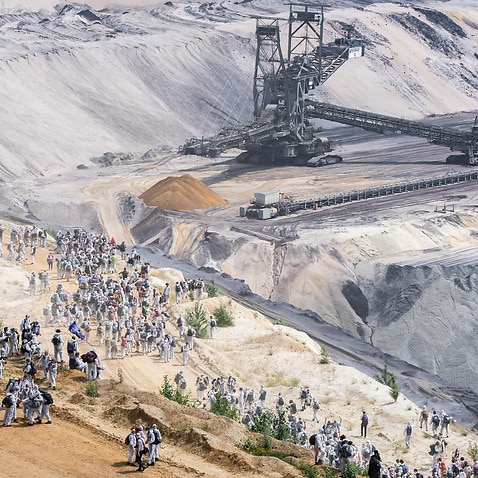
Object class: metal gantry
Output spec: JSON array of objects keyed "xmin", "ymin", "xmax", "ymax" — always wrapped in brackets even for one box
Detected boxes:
[
  {"xmin": 181, "ymin": 3, "xmax": 477, "ymax": 165},
  {"xmin": 182, "ymin": 3, "xmax": 359, "ymax": 162}
]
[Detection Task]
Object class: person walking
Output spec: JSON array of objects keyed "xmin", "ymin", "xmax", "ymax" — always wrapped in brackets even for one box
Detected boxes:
[
  {"xmin": 185, "ymin": 326, "xmax": 195, "ymax": 350},
  {"xmin": 368, "ymin": 449, "xmax": 382, "ymax": 478},
  {"xmin": 209, "ymin": 316, "xmax": 217, "ymax": 339},
  {"xmin": 66, "ymin": 336, "xmax": 78, "ymax": 359},
  {"xmin": 419, "ymin": 406, "xmax": 429, "ymax": 431},
  {"xmin": 48, "ymin": 358, "xmax": 58, "ymax": 390},
  {"xmin": 259, "ymin": 385, "xmax": 267, "ymax": 409},
  {"xmin": 135, "ymin": 430, "xmax": 147, "ymax": 472},
  {"xmin": 24, "ymin": 385, "xmax": 43, "ymax": 426},
  {"xmin": 126, "ymin": 427, "xmax": 137, "ymax": 466},
  {"xmin": 311, "ymin": 397, "xmax": 321, "ymax": 422},
  {"xmin": 431, "ymin": 410, "xmax": 440, "ymax": 437},
  {"xmin": 29, "ymin": 272, "xmax": 36, "ymax": 296},
  {"xmin": 405, "ymin": 421, "xmax": 414, "ymax": 447},
  {"xmin": 39, "ymin": 389, "xmax": 53, "ymax": 424},
  {"xmin": 147, "ymin": 424, "xmax": 162, "ymax": 466},
  {"xmin": 30, "ymin": 244, "xmax": 36, "ymax": 264},
  {"xmin": 51, "ymin": 329, "xmax": 64, "ymax": 363},
  {"xmin": 181, "ymin": 343, "xmax": 189, "ymax": 366},
  {"xmin": 2, "ymin": 392, "xmax": 16, "ymax": 426}
]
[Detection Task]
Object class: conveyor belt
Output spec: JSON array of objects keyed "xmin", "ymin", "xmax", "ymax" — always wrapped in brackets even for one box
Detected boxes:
[{"xmin": 308, "ymin": 101, "xmax": 478, "ymax": 154}]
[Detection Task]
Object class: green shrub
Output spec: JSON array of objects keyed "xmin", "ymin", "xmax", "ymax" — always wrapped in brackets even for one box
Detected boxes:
[
  {"xmin": 468, "ymin": 442, "xmax": 478, "ymax": 460},
  {"xmin": 319, "ymin": 346, "xmax": 330, "ymax": 364},
  {"xmin": 242, "ymin": 436, "xmax": 322, "ymax": 478},
  {"xmin": 209, "ymin": 391, "xmax": 240, "ymax": 420},
  {"xmin": 213, "ymin": 303, "xmax": 234, "ymax": 327},
  {"xmin": 159, "ymin": 375, "xmax": 190, "ymax": 406},
  {"xmin": 206, "ymin": 279, "xmax": 219, "ymax": 298},
  {"xmin": 45, "ymin": 227, "xmax": 57, "ymax": 240},
  {"xmin": 347, "ymin": 462, "xmax": 368, "ymax": 477},
  {"xmin": 390, "ymin": 381, "xmax": 400, "ymax": 402},
  {"xmin": 273, "ymin": 408, "xmax": 291, "ymax": 442},
  {"xmin": 249, "ymin": 409, "xmax": 275, "ymax": 436},
  {"xmin": 185, "ymin": 302, "xmax": 209, "ymax": 338},
  {"xmin": 86, "ymin": 380, "xmax": 99, "ymax": 397},
  {"xmin": 374, "ymin": 363, "xmax": 400, "ymax": 402},
  {"xmin": 249, "ymin": 409, "xmax": 291, "ymax": 442}
]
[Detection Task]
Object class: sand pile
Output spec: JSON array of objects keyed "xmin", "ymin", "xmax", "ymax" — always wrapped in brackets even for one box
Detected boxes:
[{"xmin": 139, "ymin": 174, "xmax": 227, "ymax": 210}]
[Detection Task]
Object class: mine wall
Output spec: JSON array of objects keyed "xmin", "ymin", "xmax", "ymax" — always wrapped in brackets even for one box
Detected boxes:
[
  {"xmin": 129, "ymin": 208, "xmax": 478, "ymax": 394},
  {"xmin": 357, "ymin": 262, "xmax": 478, "ymax": 392}
]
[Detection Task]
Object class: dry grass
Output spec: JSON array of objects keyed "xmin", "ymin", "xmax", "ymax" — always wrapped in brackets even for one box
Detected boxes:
[
  {"xmin": 264, "ymin": 371, "xmax": 300, "ymax": 388},
  {"xmin": 244, "ymin": 332, "xmax": 276, "ymax": 345}
]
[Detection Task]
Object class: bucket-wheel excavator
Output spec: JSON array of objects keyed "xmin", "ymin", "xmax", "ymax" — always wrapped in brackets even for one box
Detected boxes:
[{"xmin": 181, "ymin": 3, "xmax": 478, "ymax": 165}]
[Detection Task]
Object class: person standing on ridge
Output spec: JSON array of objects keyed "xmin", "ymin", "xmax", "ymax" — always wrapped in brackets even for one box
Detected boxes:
[
  {"xmin": 405, "ymin": 421, "xmax": 414, "ymax": 448},
  {"xmin": 361, "ymin": 410, "xmax": 369, "ymax": 438}
]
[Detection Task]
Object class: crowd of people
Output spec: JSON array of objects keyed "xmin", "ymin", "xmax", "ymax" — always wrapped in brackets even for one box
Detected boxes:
[
  {"xmin": 1, "ymin": 224, "xmax": 477, "ymax": 476},
  {"xmin": 0, "ymin": 314, "xmax": 55, "ymax": 427}
]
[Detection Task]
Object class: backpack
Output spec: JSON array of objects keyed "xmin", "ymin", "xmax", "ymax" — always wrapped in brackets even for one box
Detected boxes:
[
  {"xmin": 29, "ymin": 362, "xmax": 37, "ymax": 376},
  {"xmin": 81, "ymin": 351, "xmax": 97, "ymax": 364},
  {"xmin": 362, "ymin": 443, "xmax": 372, "ymax": 456},
  {"xmin": 40, "ymin": 390, "xmax": 54, "ymax": 405},
  {"xmin": 177, "ymin": 317, "xmax": 183, "ymax": 327},
  {"xmin": 51, "ymin": 334, "xmax": 60, "ymax": 346},
  {"xmin": 67, "ymin": 340, "xmax": 76, "ymax": 354},
  {"xmin": 429, "ymin": 444, "xmax": 436, "ymax": 456},
  {"xmin": 179, "ymin": 379, "xmax": 187, "ymax": 390},
  {"xmin": 29, "ymin": 395, "xmax": 42, "ymax": 408},
  {"xmin": 341, "ymin": 443, "xmax": 353, "ymax": 458},
  {"xmin": 2, "ymin": 395, "xmax": 13, "ymax": 408},
  {"xmin": 187, "ymin": 328, "xmax": 194, "ymax": 337},
  {"xmin": 153, "ymin": 429, "xmax": 162, "ymax": 445},
  {"xmin": 5, "ymin": 378, "xmax": 16, "ymax": 391},
  {"xmin": 278, "ymin": 396, "xmax": 285, "ymax": 406},
  {"xmin": 309, "ymin": 434, "xmax": 316, "ymax": 446},
  {"xmin": 210, "ymin": 319, "xmax": 216, "ymax": 327},
  {"xmin": 125, "ymin": 433, "xmax": 132, "ymax": 445},
  {"xmin": 259, "ymin": 389, "xmax": 266, "ymax": 400},
  {"xmin": 432, "ymin": 414, "xmax": 440, "ymax": 425},
  {"xmin": 406, "ymin": 424, "xmax": 413, "ymax": 435}
]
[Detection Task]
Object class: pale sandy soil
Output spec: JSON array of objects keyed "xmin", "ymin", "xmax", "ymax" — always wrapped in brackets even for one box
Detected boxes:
[{"xmin": 0, "ymin": 223, "xmax": 477, "ymax": 478}]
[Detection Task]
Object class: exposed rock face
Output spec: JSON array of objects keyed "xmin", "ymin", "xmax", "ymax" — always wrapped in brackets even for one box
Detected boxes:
[
  {"xmin": 362, "ymin": 262, "xmax": 478, "ymax": 390},
  {"xmin": 129, "ymin": 206, "xmax": 478, "ymax": 393}
]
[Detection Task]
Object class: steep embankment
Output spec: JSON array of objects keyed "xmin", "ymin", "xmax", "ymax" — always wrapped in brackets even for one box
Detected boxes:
[
  {"xmin": 129, "ymin": 196, "xmax": 478, "ymax": 395},
  {"xmin": 0, "ymin": 1, "xmax": 477, "ymax": 185},
  {"xmin": 0, "ymin": 2, "xmax": 254, "ymax": 180}
]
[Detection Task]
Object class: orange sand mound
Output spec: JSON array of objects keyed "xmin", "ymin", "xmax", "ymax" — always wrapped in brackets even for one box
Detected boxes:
[{"xmin": 139, "ymin": 174, "xmax": 227, "ymax": 211}]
